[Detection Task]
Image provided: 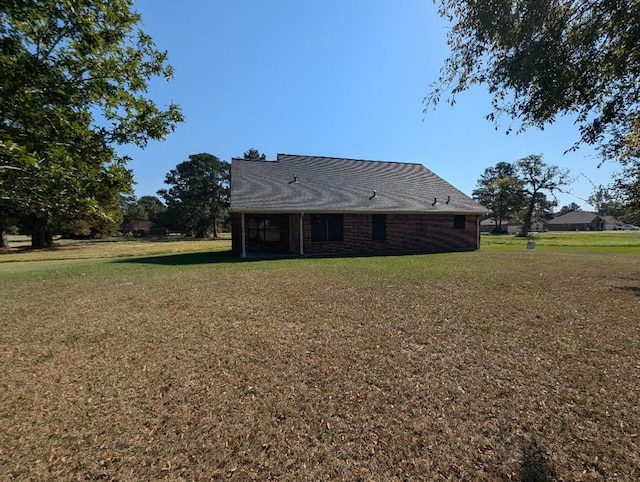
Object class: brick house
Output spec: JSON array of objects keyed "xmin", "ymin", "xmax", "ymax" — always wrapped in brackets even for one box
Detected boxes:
[
  {"xmin": 230, "ymin": 154, "xmax": 488, "ymax": 257},
  {"xmin": 546, "ymin": 211, "xmax": 620, "ymax": 231}
]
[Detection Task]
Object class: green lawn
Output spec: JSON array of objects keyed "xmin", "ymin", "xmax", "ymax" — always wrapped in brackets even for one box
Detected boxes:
[
  {"xmin": 482, "ymin": 230, "xmax": 640, "ymax": 253},
  {"xmin": 1, "ymin": 233, "xmax": 639, "ymax": 480}
]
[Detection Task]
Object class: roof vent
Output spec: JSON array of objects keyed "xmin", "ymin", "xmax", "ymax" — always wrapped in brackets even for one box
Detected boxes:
[
  {"xmin": 432, "ymin": 197, "xmax": 437, "ymax": 206},
  {"xmin": 288, "ymin": 175, "xmax": 298, "ymax": 184},
  {"xmin": 446, "ymin": 195, "xmax": 451, "ymax": 204},
  {"xmin": 369, "ymin": 189, "xmax": 377, "ymax": 200}
]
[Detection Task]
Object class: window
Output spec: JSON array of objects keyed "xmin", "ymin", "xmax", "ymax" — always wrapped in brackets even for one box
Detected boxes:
[
  {"xmin": 247, "ymin": 216, "xmax": 280, "ymax": 241},
  {"xmin": 372, "ymin": 214, "xmax": 386, "ymax": 241},
  {"xmin": 311, "ymin": 214, "xmax": 343, "ymax": 242},
  {"xmin": 453, "ymin": 215, "xmax": 466, "ymax": 229}
]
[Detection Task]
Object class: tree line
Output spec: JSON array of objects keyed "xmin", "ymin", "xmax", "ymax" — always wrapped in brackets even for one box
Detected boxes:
[
  {"xmin": 1, "ymin": 146, "xmax": 263, "ymax": 247},
  {"xmin": 473, "ymin": 155, "xmax": 570, "ymax": 236},
  {"xmin": 474, "ymin": 154, "xmax": 638, "ymax": 236},
  {"xmin": 122, "ymin": 148, "xmax": 264, "ymax": 239}
]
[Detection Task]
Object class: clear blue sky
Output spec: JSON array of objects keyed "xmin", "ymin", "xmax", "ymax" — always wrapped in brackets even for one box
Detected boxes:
[{"xmin": 121, "ymin": 0, "xmax": 619, "ymax": 209}]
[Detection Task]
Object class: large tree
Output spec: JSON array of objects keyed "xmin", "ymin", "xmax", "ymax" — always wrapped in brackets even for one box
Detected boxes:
[
  {"xmin": 120, "ymin": 194, "xmax": 167, "ymax": 231},
  {"xmin": 530, "ymin": 192, "xmax": 558, "ymax": 224},
  {"xmin": 426, "ymin": 1, "xmax": 640, "ymax": 163},
  {"xmin": 158, "ymin": 154, "xmax": 230, "ymax": 238},
  {"xmin": 243, "ymin": 148, "xmax": 267, "ymax": 160},
  {"xmin": 515, "ymin": 155, "xmax": 571, "ymax": 236},
  {"xmin": 611, "ymin": 165, "xmax": 640, "ymax": 225},
  {"xmin": 0, "ymin": 0, "xmax": 183, "ymax": 247},
  {"xmin": 136, "ymin": 195, "xmax": 167, "ymax": 224},
  {"xmin": 556, "ymin": 202, "xmax": 581, "ymax": 217},
  {"xmin": 473, "ymin": 161, "xmax": 525, "ymax": 233}
]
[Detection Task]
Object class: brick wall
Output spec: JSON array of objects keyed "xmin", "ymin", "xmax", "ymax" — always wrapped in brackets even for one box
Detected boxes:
[
  {"xmin": 232, "ymin": 212, "xmax": 480, "ymax": 255},
  {"xmin": 301, "ymin": 213, "xmax": 479, "ymax": 255}
]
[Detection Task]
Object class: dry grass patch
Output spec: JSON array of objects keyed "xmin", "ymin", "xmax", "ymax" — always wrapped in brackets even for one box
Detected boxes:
[
  {"xmin": 0, "ymin": 236, "xmax": 231, "ymax": 263},
  {"xmin": 1, "ymin": 247, "xmax": 640, "ymax": 480}
]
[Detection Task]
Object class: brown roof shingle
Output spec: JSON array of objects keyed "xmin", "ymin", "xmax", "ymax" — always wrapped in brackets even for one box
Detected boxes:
[{"xmin": 230, "ymin": 154, "xmax": 487, "ymax": 214}]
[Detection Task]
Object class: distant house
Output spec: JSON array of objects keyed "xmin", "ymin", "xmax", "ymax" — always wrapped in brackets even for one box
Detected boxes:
[
  {"xmin": 600, "ymin": 216, "xmax": 621, "ymax": 230},
  {"xmin": 546, "ymin": 211, "xmax": 620, "ymax": 231},
  {"xmin": 480, "ymin": 218, "xmax": 507, "ymax": 233},
  {"xmin": 479, "ymin": 218, "xmax": 543, "ymax": 234},
  {"xmin": 230, "ymin": 154, "xmax": 488, "ymax": 257},
  {"xmin": 120, "ymin": 220, "xmax": 168, "ymax": 237},
  {"xmin": 480, "ymin": 218, "xmax": 522, "ymax": 234}
]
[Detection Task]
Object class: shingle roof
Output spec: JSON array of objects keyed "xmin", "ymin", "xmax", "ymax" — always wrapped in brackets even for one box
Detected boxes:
[
  {"xmin": 230, "ymin": 154, "xmax": 487, "ymax": 214},
  {"xmin": 600, "ymin": 215, "xmax": 619, "ymax": 225},
  {"xmin": 547, "ymin": 211, "xmax": 599, "ymax": 224}
]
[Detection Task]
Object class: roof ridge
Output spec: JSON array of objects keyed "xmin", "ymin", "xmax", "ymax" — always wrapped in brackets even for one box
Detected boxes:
[
  {"xmin": 276, "ymin": 153, "xmax": 425, "ymax": 167},
  {"xmin": 231, "ymin": 157, "xmax": 273, "ymax": 162}
]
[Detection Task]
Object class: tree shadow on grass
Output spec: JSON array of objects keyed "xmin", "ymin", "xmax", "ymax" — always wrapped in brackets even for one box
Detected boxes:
[
  {"xmin": 115, "ymin": 248, "xmax": 476, "ymax": 266},
  {"xmin": 616, "ymin": 286, "xmax": 640, "ymax": 297},
  {"xmin": 518, "ymin": 441, "xmax": 557, "ymax": 482},
  {"xmin": 116, "ymin": 250, "xmax": 240, "ymax": 266}
]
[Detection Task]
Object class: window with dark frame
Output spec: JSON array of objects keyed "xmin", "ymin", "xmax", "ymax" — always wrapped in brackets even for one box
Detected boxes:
[
  {"xmin": 453, "ymin": 215, "xmax": 466, "ymax": 229},
  {"xmin": 311, "ymin": 214, "xmax": 343, "ymax": 242},
  {"xmin": 247, "ymin": 216, "xmax": 281, "ymax": 241},
  {"xmin": 372, "ymin": 214, "xmax": 386, "ymax": 241}
]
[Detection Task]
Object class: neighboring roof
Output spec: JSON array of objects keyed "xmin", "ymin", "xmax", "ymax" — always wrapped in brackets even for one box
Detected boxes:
[
  {"xmin": 600, "ymin": 215, "xmax": 620, "ymax": 225},
  {"xmin": 230, "ymin": 154, "xmax": 488, "ymax": 214},
  {"xmin": 129, "ymin": 220, "xmax": 154, "ymax": 231},
  {"xmin": 547, "ymin": 211, "xmax": 601, "ymax": 225},
  {"xmin": 124, "ymin": 220, "xmax": 166, "ymax": 232}
]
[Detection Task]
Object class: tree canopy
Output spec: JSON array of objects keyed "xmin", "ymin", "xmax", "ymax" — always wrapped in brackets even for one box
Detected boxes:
[
  {"xmin": 0, "ymin": 0, "xmax": 183, "ymax": 247},
  {"xmin": 121, "ymin": 194, "xmax": 167, "ymax": 230},
  {"xmin": 472, "ymin": 161, "xmax": 525, "ymax": 233},
  {"xmin": 515, "ymin": 155, "xmax": 571, "ymax": 235},
  {"xmin": 243, "ymin": 148, "xmax": 267, "ymax": 160},
  {"xmin": 556, "ymin": 202, "xmax": 582, "ymax": 217},
  {"xmin": 426, "ymin": 0, "xmax": 640, "ymax": 163},
  {"xmin": 474, "ymin": 156, "xmax": 571, "ymax": 235},
  {"xmin": 158, "ymin": 154, "xmax": 230, "ymax": 238},
  {"xmin": 609, "ymin": 165, "xmax": 640, "ymax": 225}
]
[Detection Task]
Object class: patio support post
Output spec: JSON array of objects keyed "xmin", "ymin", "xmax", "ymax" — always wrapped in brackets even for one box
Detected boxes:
[
  {"xmin": 299, "ymin": 212, "xmax": 304, "ymax": 256},
  {"xmin": 241, "ymin": 213, "xmax": 246, "ymax": 258}
]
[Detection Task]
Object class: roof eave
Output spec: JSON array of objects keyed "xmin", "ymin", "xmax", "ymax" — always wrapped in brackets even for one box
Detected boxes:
[{"xmin": 230, "ymin": 208, "xmax": 487, "ymax": 215}]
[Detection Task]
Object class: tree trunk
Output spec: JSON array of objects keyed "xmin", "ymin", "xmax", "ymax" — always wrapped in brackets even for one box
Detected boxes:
[
  {"xmin": 0, "ymin": 215, "xmax": 9, "ymax": 249},
  {"xmin": 520, "ymin": 201, "xmax": 536, "ymax": 237},
  {"xmin": 211, "ymin": 197, "xmax": 219, "ymax": 239},
  {"xmin": 31, "ymin": 226, "xmax": 53, "ymax": 248}
]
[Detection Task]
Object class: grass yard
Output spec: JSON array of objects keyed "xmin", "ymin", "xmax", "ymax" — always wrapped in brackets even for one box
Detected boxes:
[
  {"xmin": 482, "ymin": 230, "xmax": 640, "ymax": 253},
  {"xmin": 1, "ymin": 233, "xmax": 640, "ymax": 480}
]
